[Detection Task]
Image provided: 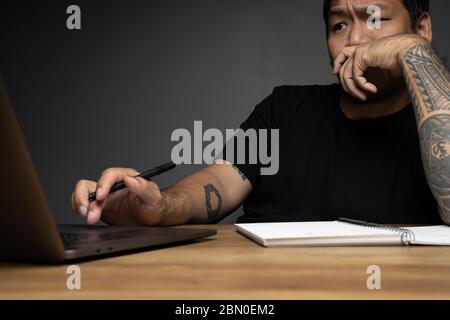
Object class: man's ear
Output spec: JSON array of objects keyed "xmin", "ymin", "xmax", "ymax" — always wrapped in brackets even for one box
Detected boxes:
[{"xmin": 414, "ymin": 12, "xmax": 432, "ymax": 43}]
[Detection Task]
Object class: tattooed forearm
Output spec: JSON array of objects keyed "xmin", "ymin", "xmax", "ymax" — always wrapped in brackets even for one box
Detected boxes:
[
  {"xmin": 204, "ymin": 183, "xmax": 223, "ymax": 223},
  {"xmin": 231, "ymin": 165, "xmax": 247, "ymax": 181},
  {"xmin": 401, "ymin": 43, "xmax": 450, "ymax": 224}
]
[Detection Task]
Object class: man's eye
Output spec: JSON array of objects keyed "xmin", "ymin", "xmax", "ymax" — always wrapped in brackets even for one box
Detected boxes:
[{"xmin": 332, "ymin": 22, "xmax": 348, "ymax": 32}]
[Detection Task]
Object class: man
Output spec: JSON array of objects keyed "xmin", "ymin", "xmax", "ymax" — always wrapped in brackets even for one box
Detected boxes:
[{"xmin": 72, "ymin": 0, "xmax": 450, "ymax": 226}]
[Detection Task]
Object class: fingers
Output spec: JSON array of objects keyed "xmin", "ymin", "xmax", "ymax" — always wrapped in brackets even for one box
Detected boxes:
[
  {"xmin": 335, "ymin": 46, "xmax": 378, "ymax": 100},
  {"xmin": 333, "ymin": 46, "xmax": 357, "ymax": 75},
  {"xmin": 352, "ymin": 54, "xmax": 378, "ymax": 95},
  {"xmin": 123, "ymin": 176, "xmax": 162, "ymax": 207},
  {"xmin": 95, "ymin": 167, "xmax": 139, "ymax": 202},
  {"xmin": 72, "ymin": 180, "xmax": 96, "ymax": 217},
  {"xmin": 87, "ymin": 188, "xmax": 129, "ymax": 225},
  {"xmin": 72, "ymin": 167, "xmax": 140, "ymax": 225},
  {"xmin": 85, "ymin": 167, "xmax": 140, "ymax": 225},
  {"xmin": 86, "ymin": 197, "xmax": 108, "ymax": 225},
  {"xmin": 339, "ymin": 57, "xmax": 368, "ymax": 101}
]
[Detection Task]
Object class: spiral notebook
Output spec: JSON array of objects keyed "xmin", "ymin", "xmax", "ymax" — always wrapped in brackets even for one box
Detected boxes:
[{"xmin": 235, "ymin": 218, "xmax": 450, "ymax": 247}]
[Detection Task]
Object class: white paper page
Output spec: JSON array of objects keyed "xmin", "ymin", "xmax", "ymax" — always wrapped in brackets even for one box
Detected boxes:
[
  {"xmin": 235, "ymin": 221, "xmax": 398, "ymax": 240},
  {"xmin": 405, "ymin": 225, "xmax": 450, "ymax": 245}
]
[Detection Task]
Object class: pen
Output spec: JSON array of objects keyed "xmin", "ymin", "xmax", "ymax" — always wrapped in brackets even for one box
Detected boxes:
[{"xmin": 88, "ymin": 161, "xmax": 177, "ymax": 202}]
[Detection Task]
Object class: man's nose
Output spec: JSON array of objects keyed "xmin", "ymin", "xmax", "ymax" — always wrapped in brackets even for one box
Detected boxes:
[{"xmin": 347, "ymin": 21, "xmax": 371, "ymax": 46}]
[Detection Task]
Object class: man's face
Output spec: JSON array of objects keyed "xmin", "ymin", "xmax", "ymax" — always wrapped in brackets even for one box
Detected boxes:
[{"xmin": 326, "ymin": 0, "xmax": 416, "ymax": 100}]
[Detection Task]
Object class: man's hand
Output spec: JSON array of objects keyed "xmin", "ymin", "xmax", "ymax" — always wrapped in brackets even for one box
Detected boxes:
[
  {"xmin": 333, "ymin": 34, "xmax": 428, "ymax": 101},
  {"xmin": 71, "ymin": 167, "xmax": 169, "ymax": 225}
]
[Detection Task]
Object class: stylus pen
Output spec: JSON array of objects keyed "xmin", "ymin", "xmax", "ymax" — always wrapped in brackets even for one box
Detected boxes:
[{"xmin": 88, "ymin": 161, "xmax": 177, "ymax": 202}]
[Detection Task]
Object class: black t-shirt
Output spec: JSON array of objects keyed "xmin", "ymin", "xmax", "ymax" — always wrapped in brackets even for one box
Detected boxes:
[{"xmin": 232, "ymin": 84, "xmax": 441, "ymax": 224}]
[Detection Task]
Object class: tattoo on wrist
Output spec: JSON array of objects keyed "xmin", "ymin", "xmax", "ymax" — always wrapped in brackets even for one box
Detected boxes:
[{"xmin": 204, "ymin": 183, "xmax": 222, "ymax": 222}]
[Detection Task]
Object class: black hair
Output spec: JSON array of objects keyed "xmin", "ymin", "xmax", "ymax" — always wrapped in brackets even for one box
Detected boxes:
[{"xmin": 323, "ymin": 0, "xmax": 430, "ymax": 34}]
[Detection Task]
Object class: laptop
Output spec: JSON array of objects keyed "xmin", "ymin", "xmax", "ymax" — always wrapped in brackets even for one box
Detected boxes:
[{"xmin": 0, "ymin": 78, "xmax": 217, "ymax": 264}]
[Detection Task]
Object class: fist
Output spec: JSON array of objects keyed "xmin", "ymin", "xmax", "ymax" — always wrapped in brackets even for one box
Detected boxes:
[{"xmin": 333, "ymin": 34, "xmax": 427, "ymax": 101}]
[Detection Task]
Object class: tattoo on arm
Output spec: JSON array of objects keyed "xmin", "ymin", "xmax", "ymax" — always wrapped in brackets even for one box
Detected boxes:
[
  {"xmin": 231, "ymin": 165, "xmax": 247, "ymax": 181},
  {"xmin": 204, "ymin": 183, "xmax": 222, "ymax": 223},
  {"xmin": 401, "ymin": 44, "xmax": 450, "ymax": 224}
]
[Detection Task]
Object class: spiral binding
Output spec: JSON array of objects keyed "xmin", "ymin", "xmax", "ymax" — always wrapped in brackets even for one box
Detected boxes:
[{"xmin": 338, "ymin": 218, "xmax": 415, "ymax": 245}]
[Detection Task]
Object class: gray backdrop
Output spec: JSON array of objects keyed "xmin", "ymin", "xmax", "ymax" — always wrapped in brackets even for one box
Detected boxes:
[{"xmin": 0, "ymin": 0, "xmax": 449, "ymax": 224}]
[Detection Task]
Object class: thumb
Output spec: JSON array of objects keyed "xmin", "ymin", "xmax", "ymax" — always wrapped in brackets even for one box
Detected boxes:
[{"xmin": 123, "ymin": 176, "xmax": 162, "ymax": 206}]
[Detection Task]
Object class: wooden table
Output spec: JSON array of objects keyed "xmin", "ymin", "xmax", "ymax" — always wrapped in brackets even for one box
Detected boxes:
[{"xmin": 1, "ymin": 224, "xmax": 450, "ymax": 299}]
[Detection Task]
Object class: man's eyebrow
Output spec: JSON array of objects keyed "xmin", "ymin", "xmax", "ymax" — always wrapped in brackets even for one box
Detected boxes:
[
  {"xmin": 328, "ymin": 5, "xmax": 347, "ymax": 17},
  {"xmin": 328, "ymin": 3, "xmax": 389, "ymax": 17}
]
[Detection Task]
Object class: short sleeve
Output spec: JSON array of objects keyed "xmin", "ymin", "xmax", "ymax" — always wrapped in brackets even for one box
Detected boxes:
[{"xmin": 219, "ymin": 88, "xmax": 280, "ymax": 188}]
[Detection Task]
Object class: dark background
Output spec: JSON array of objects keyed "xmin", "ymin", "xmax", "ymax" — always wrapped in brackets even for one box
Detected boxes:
[{"xmin": 0, "ymin": 0, "xmax": 449, "ymax": 224}]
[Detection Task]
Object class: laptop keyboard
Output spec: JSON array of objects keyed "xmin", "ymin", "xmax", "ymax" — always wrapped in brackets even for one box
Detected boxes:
[{"xmin": 60, "ymin": 231, "xmax": 143, "ymax": 247}]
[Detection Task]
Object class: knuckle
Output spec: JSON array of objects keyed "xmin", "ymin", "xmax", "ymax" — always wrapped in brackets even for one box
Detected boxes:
[
  {"xmin": 88, "ymin": 203, "xmax": 99, "ymax": 213},
  {"xmin": 102, "ymin": 168, "xmax": 115, "ymax": 176},
  {"xmin": 147, "ymin": 179, "xmax": 159, "ymax": 188},
  {"xmin": 75, "ymin": 179, "xmax": 86, "ymax": 189},
  {"xmin": 100, "ymin": 168, "xmax": 121, "ymax": 184},
  {"xmin": 355, "ymin": 54, "xmax": 364, "ymax": 65},
  {"xmin": 344, "ymin": 68, "xmax": 351, "ymax": 78},
  {"xmin": 75, "ymin": 180, "xmax": 92, "ymax": 196}
]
